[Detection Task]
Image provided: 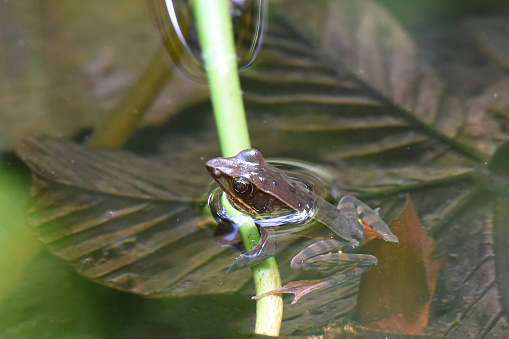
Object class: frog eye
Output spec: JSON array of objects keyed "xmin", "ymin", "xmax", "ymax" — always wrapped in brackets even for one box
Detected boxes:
[{"xmin": 232, "ymin": 177, "xmax": 254, "ymax": 196}]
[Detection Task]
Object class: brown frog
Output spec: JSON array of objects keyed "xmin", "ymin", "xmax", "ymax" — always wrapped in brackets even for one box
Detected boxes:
[{"xmin": 206, "ymin": 148, "xmax": 398, "ymax": 303}]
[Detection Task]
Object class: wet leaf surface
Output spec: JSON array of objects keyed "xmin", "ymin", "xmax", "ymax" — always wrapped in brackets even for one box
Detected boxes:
[{"xmin": 16, "ymin": 136, "xmax": 253, "ymax": 298}]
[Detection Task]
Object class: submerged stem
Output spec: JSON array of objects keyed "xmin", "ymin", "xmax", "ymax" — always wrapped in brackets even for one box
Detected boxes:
[{"xmin": 87, "ymin": 49, "xmax": 172, "ymax": 148}]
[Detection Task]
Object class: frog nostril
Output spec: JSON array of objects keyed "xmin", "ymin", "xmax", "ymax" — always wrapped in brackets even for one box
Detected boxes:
[{"xmin": 213, "ymin": 168, "xmax": 221, "ymax": 177}]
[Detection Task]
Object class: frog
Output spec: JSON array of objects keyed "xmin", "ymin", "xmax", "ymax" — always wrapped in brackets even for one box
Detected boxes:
[{"xmin": 206, "ymin": 148, "xmax": 398, "ymax": 303}]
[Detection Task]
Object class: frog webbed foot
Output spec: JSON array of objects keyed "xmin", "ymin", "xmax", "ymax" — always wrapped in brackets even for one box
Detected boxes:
[
  {"xmin": 338, "ymin": 195, "xmax": 398, "ymax": 243},
  {"xmin": 221, "ymin": 227, "xmax": 276, "ymax": 275},
  {"xmin": 290, "ymin": 238, "xmax": 377, "ymax": 272},
  {"xmin": 256, "ymin": 238, "xmax": 377, "ymax": 304},
  {"xmin": 253, "ymin": 267, "xmax": 368, "ymax": 304}
]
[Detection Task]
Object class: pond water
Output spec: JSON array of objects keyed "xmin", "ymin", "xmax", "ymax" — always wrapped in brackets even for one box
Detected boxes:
[{"xmin": 2, "ymin": 0, "xmax": 509, "ymax": 338}]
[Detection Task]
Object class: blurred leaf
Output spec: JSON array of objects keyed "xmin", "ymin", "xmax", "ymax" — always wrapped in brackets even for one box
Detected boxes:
[
  {"xmin": 0, "ymin": 253, "xmax": 117, "ymax": 339},
  {"xmin": 0, "ymin": 159, "xmax": 42, "ymax": 304},
  {"xmin": 305, "ymin": 320, "xmax": 440, "ymax": 339},
  {"xmin": 0, "ymin": 0, "xmax": 208, "ymax": 152},
  {"xmin": 469, "ymin": 17, "xmax": 509, "ymax": 70},
  {"xmin": 0, "ymin": 0, "xmax": 152, "ymax": 151}
]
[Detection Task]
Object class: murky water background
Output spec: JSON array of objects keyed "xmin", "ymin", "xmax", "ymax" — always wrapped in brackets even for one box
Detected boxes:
[{"xmin": 2, "ymin": 1, "xmax": 509, "ymax": 337}]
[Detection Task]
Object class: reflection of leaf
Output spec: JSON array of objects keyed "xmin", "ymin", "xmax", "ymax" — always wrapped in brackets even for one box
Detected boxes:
[
  {"xmin": 0, "ymin": 0, "xmax": 158, "ymax": 151},
  {"xmin": 16, "ymin": 137, "xmax": 252, "ymax": 298},
  {"xmin": 358, "ymin": 196, "xmax": 441, "ymax": 334},
  {"xmin": 469, "ymin": 17, "xmax": 509, "ymax": 70},
  {"xmin": 239, "ymin": 0, "xmax": 487, "ymax": 166}
]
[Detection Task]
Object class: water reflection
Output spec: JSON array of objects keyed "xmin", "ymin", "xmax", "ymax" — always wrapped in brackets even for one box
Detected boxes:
[{"xmin": 147, "ymin": 0, "xmax": 268, "ymax": 81}]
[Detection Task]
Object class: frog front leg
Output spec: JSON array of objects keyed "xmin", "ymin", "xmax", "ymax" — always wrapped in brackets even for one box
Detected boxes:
[
  {"xmin": 337, "ymin": 195, "xmax": 399, "ymax": 243},
  {"xmin": 253, "ymin": 238, "xmax": 378, "ymax": 304},
  {"xmin": 221, "ymin": 226, "xmax": 276, "ymax": 275}
]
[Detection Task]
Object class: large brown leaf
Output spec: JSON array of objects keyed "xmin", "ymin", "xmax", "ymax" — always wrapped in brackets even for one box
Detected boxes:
[
  {"xmin": 16, "ymin": 135, "xmax": 369, "ymax": 337},
  {"xmin": 16, "ymin": 136, "xmax": 252, "ymax": 298},
  {"xmin": 208, "ymin": 1, "xmax": 509, "ymax": 336},
  {"xmin": 235, "ymin": 1, "xmax": 486, "ymax": 167}
]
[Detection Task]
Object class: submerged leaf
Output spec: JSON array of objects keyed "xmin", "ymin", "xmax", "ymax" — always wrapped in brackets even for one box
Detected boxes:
[
  {"xmin": 16, "ymin": 137, "xmax": 369, "ymax": 337},
  {"xmin": 469, "ymin": 17, "xmax": 509, "ymax": 70},
  {"xmin": 230, "ymin": 6, "xmax": 509, "ymax": 333},
  {"xmin": 16, "ymin": 136, "xmax": 252, "ymax": 298},
  {"xmin": 358, "ymin": 197, "xmax": 441, "ymax": 334},
  {"xmin": 277, "ymin": 261, "xmax": 362, "ymax": 336},
  {"xmin": 236, "ymin": 0, "xmax": 487, "ymax": 167}
]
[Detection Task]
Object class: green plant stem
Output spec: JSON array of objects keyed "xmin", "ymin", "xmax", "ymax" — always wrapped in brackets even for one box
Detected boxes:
[
  {"xmin": 220, "ymin": 196, "xmax": 283, "ymax": 335},
  {"xmin": 193, "ymin": 0, "xmax": 251, "ymax": 157},
  {"xmin": 87, "ymin": 49, "xmax": 172, "ymax": 148},
  {"xmin": 193, "ymin": 0, "xmax": 283, "ymax": 336}
]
